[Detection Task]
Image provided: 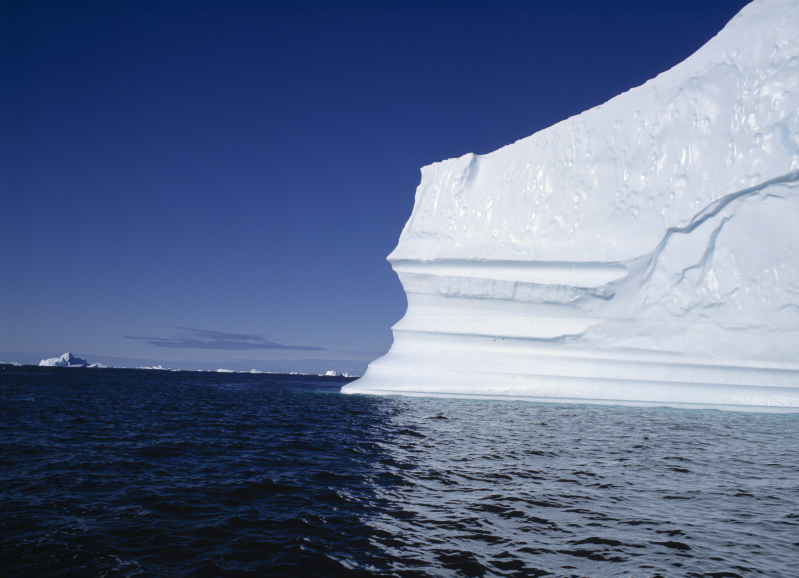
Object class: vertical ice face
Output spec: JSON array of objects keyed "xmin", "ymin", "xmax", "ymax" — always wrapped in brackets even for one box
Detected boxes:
[{"xmin": 343, "ymin": 0, "xmax": 799, "ymax": 411}]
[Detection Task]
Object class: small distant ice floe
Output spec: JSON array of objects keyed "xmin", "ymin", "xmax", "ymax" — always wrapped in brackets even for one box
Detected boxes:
[
  {"xmin": 216, "ymin": 369, "xmax": 235, "ymax": 373},
  {"xmin": 137, "ymin": 365, "xmax": 169, "ymax": 370},
  {"xmin": 324, "ymin": 370, "xmax": 355, "ymax": 377}
]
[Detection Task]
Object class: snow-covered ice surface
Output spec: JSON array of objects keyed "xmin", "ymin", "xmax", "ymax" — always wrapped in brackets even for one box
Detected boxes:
[{"xmin": 344, "ymin": 0, "xmax": 799, "ymax": 412}]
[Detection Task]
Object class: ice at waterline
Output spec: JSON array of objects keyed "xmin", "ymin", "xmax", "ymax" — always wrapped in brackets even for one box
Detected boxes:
[{"xmin": 343, "ymin": 0, "xmax": 799, "ymax": 412}]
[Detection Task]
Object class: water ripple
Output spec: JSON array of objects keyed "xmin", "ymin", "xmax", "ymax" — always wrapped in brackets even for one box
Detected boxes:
[{"xmin": 1, "ymin": 366, "xmax": 797, "ymax": 577}]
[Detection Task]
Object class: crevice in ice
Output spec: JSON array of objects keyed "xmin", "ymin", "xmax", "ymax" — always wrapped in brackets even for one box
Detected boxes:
[
  {"xmin": 639, "ymin": 170, "xmax": 799, "ymax": 281},
  {"xmin": 671, "ymin": 216, "xmax": 728, "ymax": 289},
  {"xmin": 584, "ymin": 170, "xmax": 799, "ymax": 319}
]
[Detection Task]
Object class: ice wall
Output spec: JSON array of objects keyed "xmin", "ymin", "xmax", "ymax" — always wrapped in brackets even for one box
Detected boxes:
[{"xmin": 343, "ymin": 0, "xmax": 799, "ymax": 411}]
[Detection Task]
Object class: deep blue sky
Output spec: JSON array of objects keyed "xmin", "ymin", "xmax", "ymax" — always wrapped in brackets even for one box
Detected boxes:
[{"xmin": 1, "ymin": 0, "xmax": 750, "ymax": 372}]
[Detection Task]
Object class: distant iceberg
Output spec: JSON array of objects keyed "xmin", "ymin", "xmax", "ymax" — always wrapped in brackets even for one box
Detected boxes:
[
  {"xmin": 40, "ymin": 353, "xmax": 89, "ymax": 367},
  {"xmin": 344, "ymin": 0, "xmax": 799, "ymax": 412}
]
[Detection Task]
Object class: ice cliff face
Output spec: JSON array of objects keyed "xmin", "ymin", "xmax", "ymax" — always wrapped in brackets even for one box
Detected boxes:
[{"xmin": 343, "ymin": 0, "xmax": 799, "ymax": 411}]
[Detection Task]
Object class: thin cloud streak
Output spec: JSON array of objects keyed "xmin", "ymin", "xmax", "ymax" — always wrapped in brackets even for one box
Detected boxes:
[{"xmin": 124, "ymin": 327, "xmax": 324, "ymax": 351}]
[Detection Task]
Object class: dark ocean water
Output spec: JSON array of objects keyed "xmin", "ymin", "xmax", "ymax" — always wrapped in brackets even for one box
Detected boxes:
[{"xmin": 1, "ymin": 366, "xmax": 797, "ymax": 578}]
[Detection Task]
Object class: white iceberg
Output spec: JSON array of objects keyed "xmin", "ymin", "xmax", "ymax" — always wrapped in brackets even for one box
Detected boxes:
[
  {"xmin": 39, "ymin": 353, "xmax": 89, "ymax": 367},
  {"xmin": 343, "ymin": 0, "xmax": 799, "ymax": 412}
]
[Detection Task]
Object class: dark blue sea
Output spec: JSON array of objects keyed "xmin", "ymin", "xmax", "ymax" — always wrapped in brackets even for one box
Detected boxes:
[{"xmin": 1, "ymin": 366, "xmax": 797, "ymax": 578}]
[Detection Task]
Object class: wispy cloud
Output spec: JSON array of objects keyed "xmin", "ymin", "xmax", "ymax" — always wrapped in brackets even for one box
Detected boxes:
[{"xmin": 124, "ymin": 327, "xmax": 324, "ymax": 351}]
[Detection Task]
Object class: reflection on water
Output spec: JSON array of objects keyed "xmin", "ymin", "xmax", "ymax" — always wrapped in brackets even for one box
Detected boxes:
[
  {"xmin": 374, "ymin": 398, "xmax": 798, "ymax": 577},
  {"xmin": 1, "ymin": 366, "xmax": 797, "ymax": 577}
]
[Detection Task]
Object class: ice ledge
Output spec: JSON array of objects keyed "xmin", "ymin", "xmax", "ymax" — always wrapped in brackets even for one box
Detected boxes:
[
  {"xmin": 391, "ymin": 260, "xmax": 629, "ymax": 288},
  {"xmin": 342, "ymin": 368, "xmax": 799, "ymax": 413}
]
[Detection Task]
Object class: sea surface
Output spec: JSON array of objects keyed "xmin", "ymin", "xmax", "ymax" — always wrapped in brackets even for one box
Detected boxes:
[{"xmin": 1, "ymin": 366, "xmax": 797, "ymax": 578}]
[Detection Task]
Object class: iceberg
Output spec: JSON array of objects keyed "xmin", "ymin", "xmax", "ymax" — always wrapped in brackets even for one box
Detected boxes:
[
  {"xmin": 39, "ymin": 353, "xmax": 89, "ymax": 367},
  {"xmin": 343, "ymin": 0, "xmax": 799, "ymax": 412}
]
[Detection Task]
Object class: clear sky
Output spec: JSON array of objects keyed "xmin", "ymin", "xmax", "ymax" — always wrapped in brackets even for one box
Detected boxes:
[{"xmin": 1, "ymin": 0, "xmax": 750, "ymax": 373}]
